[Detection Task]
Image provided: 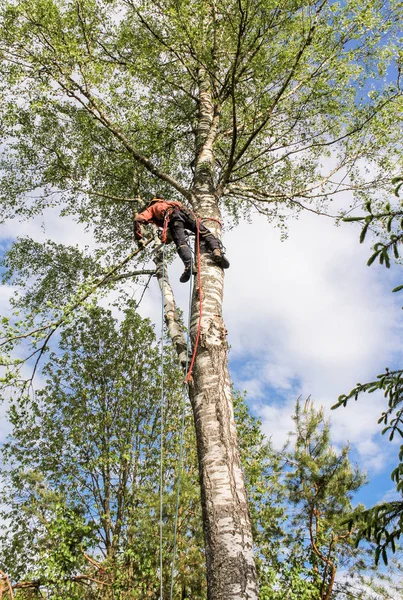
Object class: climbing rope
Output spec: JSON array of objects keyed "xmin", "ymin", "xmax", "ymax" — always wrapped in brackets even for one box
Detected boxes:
[
  {"xmin": 159, "ymin": 218, "xmax": 207, "ymax": 596},
  {"xmin": 169, "ymin": 254, "xmax": 193, "ymax": 600},
  {"xmin": 159, "ymin": 244, "xmax": 166, "ymax": 600},
  {"xmin": 200, "ymin": 215, "xmax": 222, "ymax": 228},
  {"xmin": 185, "ymin": 219, "xmax": 203, "ymax": 384}
]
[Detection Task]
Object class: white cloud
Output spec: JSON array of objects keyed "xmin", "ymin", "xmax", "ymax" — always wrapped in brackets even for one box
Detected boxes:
[
  {"xmin": 256, "ymin": 398, "xmax": 296, "ymax": 450},
  {"xmin": 0, "ymin": 206, "xmax": 95, "ymax": 249},
  {"xmin": 223, "ymin": 209, "xmax": 403, "ymax": 480},
  {"xmin": 379, "ymin": 487, "xmax": 402, "ymax": 503},
  {"xmin": 0, "ymin": 284, "xmax": 14, "ymax": 314}
]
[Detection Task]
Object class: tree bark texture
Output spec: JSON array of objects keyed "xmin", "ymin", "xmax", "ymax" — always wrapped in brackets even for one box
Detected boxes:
[
  {"xmin": 180, "ymin": 70, "xmax": 258, "ymax": 600},
  {"xmin": 186, "ymin": 194, "xmax": 257, "ymax": 600}
]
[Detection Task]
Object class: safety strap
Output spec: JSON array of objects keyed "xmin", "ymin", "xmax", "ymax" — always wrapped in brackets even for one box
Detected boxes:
[
  {"xmin": 200, "ymin": 216, "xmax": 222, "ymax": 228},
  {"xmin": 161, "ymin": 207, "xmax": 178, "ymax": 243}
]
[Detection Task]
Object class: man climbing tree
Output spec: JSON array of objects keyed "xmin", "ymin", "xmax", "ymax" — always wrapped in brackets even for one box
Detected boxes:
[
  {"xmin": 133, "ymin": 195, "xmax": 230, "ymax": 282},
  {"xmin": 0, "ymin": 1, "xmax": 402, "ymax": 598}
]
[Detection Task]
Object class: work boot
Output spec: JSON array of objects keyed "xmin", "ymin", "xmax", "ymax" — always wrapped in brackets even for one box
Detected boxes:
[
  {"xmin": 179, "ymin": 265, "xmax": 192, "ymax": 283},
  {"xmin": 212, "ymin": 249, "xmax": 230, "ymax": 269}
]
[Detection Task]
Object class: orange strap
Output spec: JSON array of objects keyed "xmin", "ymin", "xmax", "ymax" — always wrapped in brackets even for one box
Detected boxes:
[
  {"xmin": 185, "ymin": 218, "xmax": 202, "ymax": 384},
  {"xmin": 161, "ymin": 208, "xmax": 176, "ymax": 243},
  {"xmin": 200, "ymin": 216, "xmax": 222, "ymax": 228}
]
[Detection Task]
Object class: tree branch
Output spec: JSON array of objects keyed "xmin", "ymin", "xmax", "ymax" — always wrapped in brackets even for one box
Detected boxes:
[
  {"xmin": 231, "ymin": 0, "xmax": 327, "ymax": 169},
  {"xmin": 152, "ymin": 234, "xmax": 189, "ymax": 373},
  {"xmin": 20, "ymin": 31, "xmax": 193, "ymax": 202}
]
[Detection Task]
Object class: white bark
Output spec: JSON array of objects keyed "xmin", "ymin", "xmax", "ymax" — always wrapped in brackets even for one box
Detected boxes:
[
  {"xmin": 153, "ymin": 68, "xmax": 258, "ymax": 600},
  {"xmin": 188, "ymin": 193, "xmax": 258, "ymax": 600}
]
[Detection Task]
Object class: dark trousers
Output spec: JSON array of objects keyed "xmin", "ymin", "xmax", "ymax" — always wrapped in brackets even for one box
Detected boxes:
[{"xmin": 168, "ymin": 209, "xmax": 220, "ymax": 267}]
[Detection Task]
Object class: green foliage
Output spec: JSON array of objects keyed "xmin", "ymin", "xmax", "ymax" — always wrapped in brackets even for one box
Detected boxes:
[
  {"xmin": 0, "ymin": 3, "xmax": 402, "ymax": 592},
  {"xmin": 344, "ymin": 549, "xmax": 403, "ymax": 599},
  {"xmin": 0, "ymin": 0, "xmax": 401, "ymax": 403},
  {"xmin": 0, "ymin": 0, "xmax": 401, "ymax": 229},
  {"xmin": 279, "ymin": 399, "xmax": 367, "ymax": 599},
  {"xmin": 233, "ymin": 397, "xmax": 369, "ymax": 599},
  {"xmin": 1, "ymin": 306, "xmax": 370, "ymax": 597},
  {"xmin": 335, "ymin": 175, "xmax": 403, "ymax": 566},
  {"xmin": 333, "ymin": 369, "xmax": 403, "ymax": 565},
  {"xmin": 344, "ymin": 199, "xmax": 403, "ymax": 269},
  {"xmin": 1, "ymin": 238, "xmax": 100, "ymax": 311},
  {"xmin": 1, "ymin": 303, "xmax": 206, "ymax": 598},
  {"xmin": 343, "ymin": 174, "xmax": 403, "ymax": 273}
]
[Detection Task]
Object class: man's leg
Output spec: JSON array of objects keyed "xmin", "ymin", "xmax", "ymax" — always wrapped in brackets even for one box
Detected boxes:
[
  {"xmin": 169, "ymin": 219, "xmax": 193, "ymax": 282},
  {"xmin": 182, "ymin": 215, "xmax": 230, "ymax": 269}
]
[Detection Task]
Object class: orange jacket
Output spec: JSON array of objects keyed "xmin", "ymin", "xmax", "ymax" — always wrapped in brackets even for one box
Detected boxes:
[{"xmin": 134, "ymin": 199, "xmax": 183, "ymax": 238}]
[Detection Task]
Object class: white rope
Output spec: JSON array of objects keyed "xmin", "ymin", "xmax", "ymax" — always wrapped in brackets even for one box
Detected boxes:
[
  {"xmin": 159, "ymin": 246, "xmax": 194, "ymax": 599},
  {"xmin": 159, "ymin": 244, "xmax": 166, "ymax": 600},
  {"xmin": 169, "ymin": 255, "xmax": 193, "ymax": 599}
]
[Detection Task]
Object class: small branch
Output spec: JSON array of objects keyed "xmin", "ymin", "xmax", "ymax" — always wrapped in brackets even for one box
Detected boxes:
[
  {"xmin": 0, "ymin": 571, "xmax": 14, "ymax": 600},
  {"xmin": 232, "ymin": 0, "xmax": 327, "ymax": 168},
  {"xmin": 108, "ymin": 269, "xmax": 156, "ymax": 283},
  {"xmin": 81, "ymin": 550, "xmax": 107, "ymax": 572},
  {"xmin": 68, "ymin": 181, "xmax": 139, "ymax": 204},
  {"xmin": 12, "ymin": 575, "xmax": 110, "ymax": 590},
  {"xmin": 224, "ymin": 184, "xmax": 337, "ymax": 218},
  {"xmin": 75, "ymin": 1, "xmax": 93, "ymax": 58},
  {"xmin": 31, "ymin": 51, "xmax": 192, "ymax": 202},
  {"xmin": 127, "ymin": 3, "xmax": 199, "ymax": 86},
  {"xmin": 1, "ymin": 241, "xmax": 155, "ymax": 385},
  {"xmin": 68, "ymin": 80, "xmax": 193, "ymax": 201}
]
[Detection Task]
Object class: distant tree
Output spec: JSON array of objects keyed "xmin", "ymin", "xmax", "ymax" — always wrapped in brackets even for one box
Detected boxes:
[
  {"xmin": 223, "ymin": 397, "xmax": 371, "ymax": 600},
  {"xmin": 0, "ymin": 303, "xmax": 206, "ymax": 599},
  {"xmin": 271, "ymin": 399, "xmax": 368, "ymax": 600}
]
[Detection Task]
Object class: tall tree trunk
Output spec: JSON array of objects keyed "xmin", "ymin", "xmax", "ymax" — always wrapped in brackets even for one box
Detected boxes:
[
  {"xmin": 183, "ymin": 70, "xmax": 258, "ymax": 600},
  {"xmin": 187, "ymin": 193, "xmax": 257, "ymax": 600}
]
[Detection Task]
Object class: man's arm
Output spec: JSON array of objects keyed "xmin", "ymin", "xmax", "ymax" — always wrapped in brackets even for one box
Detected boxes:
[
  {"xmin": 133, "ymin": 218, "xmax": 146, "ymax": 241},
  {"xmin": 133, "ymin": 206, "xmax": 154, "ymax": 242}
]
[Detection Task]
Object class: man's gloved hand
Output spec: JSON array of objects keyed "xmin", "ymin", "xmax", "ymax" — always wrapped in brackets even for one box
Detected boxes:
[{"xmin": 137, "ymin": 238, "xmax": 145, "ymax": 250}]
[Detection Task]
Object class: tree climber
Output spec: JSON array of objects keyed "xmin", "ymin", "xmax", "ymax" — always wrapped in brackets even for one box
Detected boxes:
[{"xmin": 133, "ymin": 195, "xmax": 230, "ymax": 283}]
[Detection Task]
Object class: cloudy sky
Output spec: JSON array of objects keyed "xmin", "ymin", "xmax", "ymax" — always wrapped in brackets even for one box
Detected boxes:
[
  {"xmin": 136, "ymin": 201, "xmax": 403, "ymax": 506},
  {"xmin": 0, "ymin": 195, "xmax": 402, "ymax": 508},
  {"xmin": 223, "ymin": 210, "xmax": 403, "ymax": 505}
]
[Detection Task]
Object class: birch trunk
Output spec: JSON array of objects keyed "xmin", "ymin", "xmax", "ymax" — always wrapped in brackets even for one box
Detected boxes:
[
  {"xmin": 186, "ymin": 195, "xmax": 257, "ymax": 600},
  {"xmin": 182, "ymin": 70, "xmax": 258, "ymax": 600}
]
